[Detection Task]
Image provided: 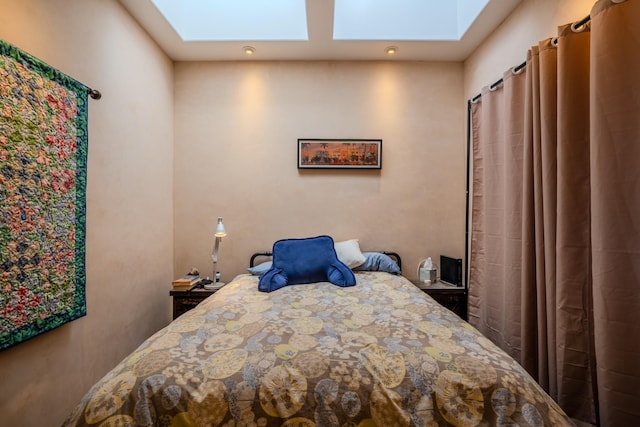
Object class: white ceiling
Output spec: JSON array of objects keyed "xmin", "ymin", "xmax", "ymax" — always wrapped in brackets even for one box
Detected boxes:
[{"xmin": 119, "ymin": 0, "xmax": 522, "ymax": 62}]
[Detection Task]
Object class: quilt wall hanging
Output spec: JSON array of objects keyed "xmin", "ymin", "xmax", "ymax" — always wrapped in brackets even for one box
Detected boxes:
[{"xmin": 0, "ymin": 39, "xmax": 97, "ymax": 350}]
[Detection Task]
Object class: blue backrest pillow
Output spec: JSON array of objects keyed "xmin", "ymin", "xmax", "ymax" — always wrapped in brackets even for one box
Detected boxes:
[{"xmin": 258, "ymin": 235, "xmax": 356, "ymax": 292}]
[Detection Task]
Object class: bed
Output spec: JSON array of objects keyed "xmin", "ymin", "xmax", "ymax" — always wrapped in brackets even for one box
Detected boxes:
[{"xmin": 62, "ymin": 245, "xmax": 573, "ymax": 427}]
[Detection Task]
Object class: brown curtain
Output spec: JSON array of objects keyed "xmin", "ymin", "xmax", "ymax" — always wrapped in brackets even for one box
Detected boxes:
[
  {"xmin": 590, "ymin": 1, "xmax": 640, "ymax": 425},
  {"xmin": 468, "ymin": 0, "xmax": 640, "ymax": 425},
  {"xmin": 555, "ymin": 21, "xmax": 596, "ymax": 422},
  {"xmin": 470, "ymin": 68, "xmax": 527, "ymax": 360}
]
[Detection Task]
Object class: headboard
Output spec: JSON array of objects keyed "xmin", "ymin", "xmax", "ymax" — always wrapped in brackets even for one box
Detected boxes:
[{"xmin": 250, "ymin": 251, "xmax": 402, "ymax": 271}]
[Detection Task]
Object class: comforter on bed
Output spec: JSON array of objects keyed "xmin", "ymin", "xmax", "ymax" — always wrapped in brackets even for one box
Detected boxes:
[{"xmin": 62, "ymin": 272, "xmax": 572, "ymax": 427}]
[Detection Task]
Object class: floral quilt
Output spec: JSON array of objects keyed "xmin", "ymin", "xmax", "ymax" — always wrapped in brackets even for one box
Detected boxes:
[
  {"xmin": 62, "ymin": 273, "xmax": 573, "ymax": 427},
  {"xmin": 0, "ymin": 39, "xmax": 88, "ymax": 350}
]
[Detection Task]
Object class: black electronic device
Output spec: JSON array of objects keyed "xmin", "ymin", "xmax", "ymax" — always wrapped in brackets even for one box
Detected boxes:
[{"xmin": 440, "ymin": 255, "xmax": 463, "ymax": 287}]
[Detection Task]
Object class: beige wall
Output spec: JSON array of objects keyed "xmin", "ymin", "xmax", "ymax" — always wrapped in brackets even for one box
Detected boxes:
[
  {"xmin": 0, "ymin": 1, "xmax": 174, "ymax": 425},
  {"xmin": 173, "ymin": 61, "xmax": 467, "ymax": 284},
  {"xmin": 464, "ymin": 0, "xmax": 594, "ymax": 100}
]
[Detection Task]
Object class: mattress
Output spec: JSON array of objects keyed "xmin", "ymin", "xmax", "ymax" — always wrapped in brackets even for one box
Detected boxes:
[{"xmin": 62, "ymin": 272, "xmax": 572, "ymax": 426}]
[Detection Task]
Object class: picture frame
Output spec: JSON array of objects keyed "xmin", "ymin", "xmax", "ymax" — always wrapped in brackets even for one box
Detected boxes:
[{"xmin": 297, "ymin": 139, "xmax": 382, "ymax": 169}]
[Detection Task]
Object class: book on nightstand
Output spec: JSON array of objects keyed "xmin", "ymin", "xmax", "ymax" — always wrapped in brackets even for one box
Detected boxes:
[{"xmin": 172, "ymin": 274, "xmax": 202, "ymax": 290}]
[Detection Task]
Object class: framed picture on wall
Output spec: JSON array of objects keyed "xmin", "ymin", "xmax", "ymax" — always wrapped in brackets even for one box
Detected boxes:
[{"xmin": 297, "ymin": 139, "xmax": 382, "ymax": 169}]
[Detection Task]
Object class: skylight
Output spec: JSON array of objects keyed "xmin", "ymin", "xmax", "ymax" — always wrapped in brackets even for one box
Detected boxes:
[
  {"xmin": 150, "ymin": 0, "xmax": 489, "ymax": 43},
  {"xmin": 151, "ymin": 0, "xmax": 308, "ymax": 41},
  {"xmin": 334, "ymin": 0, "xmax": 490, "ymax": 41}
]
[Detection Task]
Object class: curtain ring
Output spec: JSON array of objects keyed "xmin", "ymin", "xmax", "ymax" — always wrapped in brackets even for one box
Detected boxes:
[
  {"xmin": 611, "ymin": 0, "xmax": 625, "ymax": 3},
  {"xmin": 571, "ymin": 21, "xmax": 586, "ymax": 32},
  {"xmin": 512, "ymin": 65, "xmax": 524, "ymax": 75},
  {"xmin": 489, "ymin": 82, "xmax": 501, "ymax": 91},
  {"xmin": 552, "ymin": 37, "xmax": 558, "ymax": 47}
]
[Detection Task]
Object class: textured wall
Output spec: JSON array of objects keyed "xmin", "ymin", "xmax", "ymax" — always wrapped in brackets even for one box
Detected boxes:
[
  {"xmin": 0, "ymin": 0, "xmax": 174, "ymax": 425},
  {"xmin": 173, "ymin": 61, "xmax": 466, "ymax": 283}
]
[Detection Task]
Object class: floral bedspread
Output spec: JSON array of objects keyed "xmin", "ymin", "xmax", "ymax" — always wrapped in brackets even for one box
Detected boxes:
[{"xmin": 62, "ymin": 272, "xmax": 573, "ymax": 427}]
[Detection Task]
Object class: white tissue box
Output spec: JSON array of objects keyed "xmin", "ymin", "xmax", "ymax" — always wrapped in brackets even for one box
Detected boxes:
[{"xmin": 419, "ymin": 268, "xmax": 437, "ymax": 283}]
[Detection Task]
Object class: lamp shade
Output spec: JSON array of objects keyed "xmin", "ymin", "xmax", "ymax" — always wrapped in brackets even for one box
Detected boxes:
[{"xmin": 215, "ymin": 217, "xmax": 227, "ymax": 237}]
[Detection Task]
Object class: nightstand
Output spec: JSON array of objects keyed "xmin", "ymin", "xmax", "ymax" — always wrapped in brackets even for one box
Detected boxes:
[
  {"xmin": 169, "ymin": 287, "xmax": 217, "ymax": 319},
  {"xmin": 413, "ymin": 281, "xmax": 467, "ymax": 320}
]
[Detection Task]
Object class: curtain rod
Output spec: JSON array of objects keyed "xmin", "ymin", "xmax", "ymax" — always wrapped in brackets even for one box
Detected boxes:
[{"xmin": 469, "ymin": 13, "xmax": 591, "ymax": 104}]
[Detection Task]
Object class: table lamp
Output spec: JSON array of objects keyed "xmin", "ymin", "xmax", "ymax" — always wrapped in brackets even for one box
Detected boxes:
[{"xmin": 211, "ymin": 216, "xmax": 227, "ymax": 284}]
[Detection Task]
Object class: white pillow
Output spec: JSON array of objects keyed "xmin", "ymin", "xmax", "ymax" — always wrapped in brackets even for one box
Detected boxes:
[{"xmin": 334, "ymin": 239, "xmax": 367, "ymax": 269}]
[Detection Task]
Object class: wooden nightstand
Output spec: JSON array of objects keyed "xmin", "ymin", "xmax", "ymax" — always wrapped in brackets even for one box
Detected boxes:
[
  {"xmin": 413, "ymin": 281, "xmax": 467, "ymax": 320},
  {"xmin": 169, "ymin": 287, "xmax": 217, "ymax": 319}
]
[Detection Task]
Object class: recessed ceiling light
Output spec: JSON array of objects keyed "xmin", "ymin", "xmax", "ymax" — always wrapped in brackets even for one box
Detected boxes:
[
  {"xmin": 385, "ymin": 46, "xmax": 398, "ymax": 55},
  {"xmin": 243, "ymin": 46, "xmax": 256, "ymax": 55}
]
